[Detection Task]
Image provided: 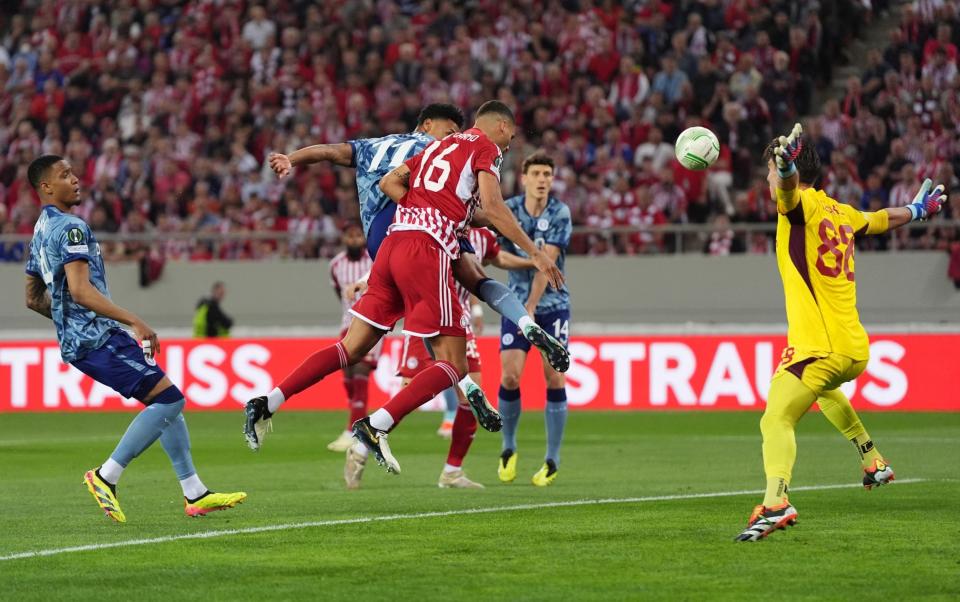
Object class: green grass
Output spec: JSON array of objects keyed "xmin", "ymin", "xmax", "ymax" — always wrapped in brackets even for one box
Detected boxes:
[{"xmin": 0, "ymin": 411, "xmax": 958, "ymax": 600}]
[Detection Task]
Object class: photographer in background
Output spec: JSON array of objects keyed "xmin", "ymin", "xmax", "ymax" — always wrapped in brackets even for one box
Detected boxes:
[{"xmin": 193, "ymin": 281, "xmax": 233, "ymax": 338}]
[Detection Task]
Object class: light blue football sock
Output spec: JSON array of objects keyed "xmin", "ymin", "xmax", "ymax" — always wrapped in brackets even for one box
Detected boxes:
[
  {"xmin": 108, "ymin": 397, "xmax": 186, "ymax": 468},
  {"xmin": 441, "ymin": 387, "xmax": 458, "ymax": 422},
  {"xmin": 159, "ymin": 412, "xmax": 197, "ymax": 480},
  {"xmin": 499, "ymin": 386, "xmax": 521, "ymax": 452},
  {"xmin": 478, "ymin": 279, "xmax": 529, "ymax": 327},
  {"xmin": 545, "ymin": 388, "xmax": 568, "ymax": 465}
]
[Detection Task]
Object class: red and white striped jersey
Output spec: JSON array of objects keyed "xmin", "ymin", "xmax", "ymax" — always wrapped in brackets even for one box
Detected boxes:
[
  {"xmin": 329, "ymin": 250, "xmax": 373, "ymax": 330},
  {"xmin": 455, "ymin": 227, "xmax": 501, "ymax": 310},
  {"xmin": 390, "ymin": 128, "xmax": 502, "ymax": 258}
]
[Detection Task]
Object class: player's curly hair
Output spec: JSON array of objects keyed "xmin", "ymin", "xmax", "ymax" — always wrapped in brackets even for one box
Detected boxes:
[
  {"xmin": 27, "ymin": 154, "xmax": 64, "ymax": 191},
  {"xmin": 762, "ymin": 138, "xmax": 821, "ymax": 186},
  {"xmin": 417, "ymin": 104, "xmax": 465, "ymax": 129}
]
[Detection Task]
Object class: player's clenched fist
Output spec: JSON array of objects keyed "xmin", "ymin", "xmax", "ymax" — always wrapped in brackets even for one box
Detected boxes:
[
  {"xmin": 774, "ymin": 123, "xmax": 803, "ymax": 177},
  {"xmin": 907, "ymin": 178, "xmax": 948, "ymax": 222},
  {"xmin": 268, "ymin": 152, "xmax": 293, "ymax": 178}
]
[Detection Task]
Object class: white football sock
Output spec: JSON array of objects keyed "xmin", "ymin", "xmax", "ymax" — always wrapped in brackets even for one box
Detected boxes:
[
  {"xmin": 99, "ymin": 457, "xmax": 125, "ymax": 484},
  {"xmin": 266, "ymin": 387, "xmax": 285, "ymax": 414},
  {"xmin": 443, "ymin": 463, "xmax": 461, "ymax": 473},
  {"xmin": 180, "ymin": 474, "xmax": 208, "ymax": 500},
  {"xmin": 518, "ymin": 316, "xmax": 535, "ymax": 332},
  {"xmin": 369, "ymin": 409, "xmax": 395, "ymax": 431},
  {"xmin": 352, "ymin": 441, "xmax": 369, "ymax": 457},
  {"xmin": 457, "ymin": 374, "xmax": 478, "ymax": 395}
]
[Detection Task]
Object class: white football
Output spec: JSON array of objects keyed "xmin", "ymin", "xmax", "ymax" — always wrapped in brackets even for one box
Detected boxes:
[{"xmin": 675, "ymin": 126, "xmax": 720, "ymax": 170}]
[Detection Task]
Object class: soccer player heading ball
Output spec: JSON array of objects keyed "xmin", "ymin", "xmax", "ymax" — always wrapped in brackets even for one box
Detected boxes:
[
  {"xmin": 246, "ymin": 101, "xmax": 564, "ymax": 475},
  {"xmin": 736, "ymin": 123, "xmax": 948, "ymax": 542}
]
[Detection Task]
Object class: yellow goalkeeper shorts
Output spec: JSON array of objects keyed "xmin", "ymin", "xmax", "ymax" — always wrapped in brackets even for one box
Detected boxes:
[{"xmin": 773, "ymin": 347, "xmax": 867, "ymax": 395}]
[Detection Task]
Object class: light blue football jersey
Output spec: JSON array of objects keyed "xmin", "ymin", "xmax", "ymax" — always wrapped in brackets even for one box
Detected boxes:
[
  {"xmin": 25, "ymin": 206, "xmax": 119, "ymax": 362},
  {"xmin": 350, "ymin": 131, "xmax": 435, "ymax": 239},
  {"xmin": 500, "ymin": 195, "xmax": 572, "ymax": 314}
]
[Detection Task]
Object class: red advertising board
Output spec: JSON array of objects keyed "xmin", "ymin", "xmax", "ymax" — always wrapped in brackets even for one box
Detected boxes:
[{"xmin": 0, "ymin": 335, "xmax": 957, "ymax": 412}]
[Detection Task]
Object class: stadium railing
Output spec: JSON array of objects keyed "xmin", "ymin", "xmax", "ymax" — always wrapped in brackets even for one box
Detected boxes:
[{"xmin": 1, "ymin": 220, "xmax": 957, "ymax": 258}]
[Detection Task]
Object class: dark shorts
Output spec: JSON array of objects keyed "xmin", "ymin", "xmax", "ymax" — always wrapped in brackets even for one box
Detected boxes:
[
  {"xmin": 72, "ymin": 330, "xmax": 166, "ymax": 402},
  {"xmin": 500, "ymin": 309, "xmax": 571, "ymax": 352},
  {"xmin": 366, "ymin": 204, "xmax": 397, "ymax": 260},
  {"xmin": 458, "ymin": 236, "xmax": 476, "ymax": 255}
]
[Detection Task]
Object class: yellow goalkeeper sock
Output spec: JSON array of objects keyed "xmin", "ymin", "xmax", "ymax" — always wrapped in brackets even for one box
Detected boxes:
[
  {"xmin": 763, "ymin": 477, "xmax": 790, "ymax": 509},
  {"xmin": 760, "ymin": 372, "xmax": 818, "ymax": 507},
  {"xmin": 817, "ymin": 388, "xmax": 884, "ymax": 468}
]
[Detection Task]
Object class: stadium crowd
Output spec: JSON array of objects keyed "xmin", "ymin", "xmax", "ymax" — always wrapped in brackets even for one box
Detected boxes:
[{"xmin": 0, "ymin": 0, "xmax": 956, "ymax": 263}]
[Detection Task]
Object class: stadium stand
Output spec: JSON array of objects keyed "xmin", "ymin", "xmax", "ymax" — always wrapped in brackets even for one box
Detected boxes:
[{"xmin": 0, "ymin": 0, "xmax": 955, "ymax": 261}]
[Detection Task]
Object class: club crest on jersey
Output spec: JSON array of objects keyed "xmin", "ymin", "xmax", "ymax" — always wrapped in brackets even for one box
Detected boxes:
[
  {"xmin": 537, "ymin": 218, "xmax": 549, "ymax": 231},
  {"xmin": 460, "ymin": 315, "xmax": 470, "ymax": 329},
  {"xmin": 67, "ymin": 228, "xmax": 84, "ymax": 244},
  {"xmin": 407, "ymin": 357, "xmax": 419, "ymax": 370}
]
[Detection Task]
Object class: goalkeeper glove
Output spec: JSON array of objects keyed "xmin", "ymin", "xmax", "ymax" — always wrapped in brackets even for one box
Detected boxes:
[
  {"xmin": 774, "ymin": 123, "xmax": 803, "ymax": 178},
  {"xmin": 907, "ymin": 178, "xmax": 947, "ymax": 222}
]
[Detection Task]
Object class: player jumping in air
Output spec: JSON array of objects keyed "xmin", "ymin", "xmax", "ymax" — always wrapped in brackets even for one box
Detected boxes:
[
  {"xmin": 251, "ymin": 101, "xmax": 564, "ymax": 474},
  {"xmin": 23, "ymin": 155, "xmax": 245, "ymax": 523},
  {"xmin": 245, "ymin": 103, "xmax": 568, "ymax": 452},
  {"xmin": 496, "ymin": 154, "xmax": 572, "ymax": 487},
  {"xmin": 735, "ymin": 125, "xmax": 948, "ymax": 541},
  {"xmin": 347, "ymin": 226, "xmax": 534, "ymax": 489},
  {"xmin": 326, "ymin": 222, "xmax": 381, "ymax": 453}
]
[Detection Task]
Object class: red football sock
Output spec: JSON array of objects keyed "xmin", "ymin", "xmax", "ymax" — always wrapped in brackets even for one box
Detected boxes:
[
  {"xmin": 381, "ymin": 361, "xmax": 460, "ymax": 428},
  {"xmin": 348, "ymin": 374, "xmax": 369, "ymax": 427},
  {"xmin": 342, "ymin": 375, "xmax": 355, "ymax": 404},
  {"xmin": 445, "ymin": 403, "xmax": 477, "ymax": 468},
  {"xmin": 277, "ymin": 342, "xmax": 349, "ymax": 399}
]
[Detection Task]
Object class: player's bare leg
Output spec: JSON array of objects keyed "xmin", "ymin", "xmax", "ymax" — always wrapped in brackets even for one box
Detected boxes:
[
  {"xmin": 244, "ymin": 318, "xmax": 384, "ymax": 451},
  {"xmin": 453, "ymin": 256, "xmax": 569, "ymax": 373}
]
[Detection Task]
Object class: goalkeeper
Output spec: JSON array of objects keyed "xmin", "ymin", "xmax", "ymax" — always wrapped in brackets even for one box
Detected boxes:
[{"xmin": 736, "ymin": 123, "xmax": 948, "ymax": 542}]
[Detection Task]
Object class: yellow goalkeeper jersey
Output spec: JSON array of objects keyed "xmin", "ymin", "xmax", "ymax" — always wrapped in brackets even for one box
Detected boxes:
[{"xmin": 775, "ymin": 186, "xmax": 888, "ymax": 361}]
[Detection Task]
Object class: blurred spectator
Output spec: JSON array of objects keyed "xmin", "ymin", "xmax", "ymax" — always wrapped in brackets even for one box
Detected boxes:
[
  {"xmin": 0, "ymin": 0, "xmax": 947, "ymax": 262},
  {"xmin": 704, "ymin": 213, "xmax": 745, "ymax": 255}
]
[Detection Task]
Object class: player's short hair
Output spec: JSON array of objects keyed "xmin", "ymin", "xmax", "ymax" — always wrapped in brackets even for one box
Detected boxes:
[
  {"xmin": 27, "ymin": 154, "xmax": 65, "ymax": 191},
  {"xmin": 762, "ymin": 139, "xmax": 821, "ymax": 186},
  {"xmin": 476, "ymin": 100, "xmax": 515, "ymax": 124},
  {"xmin": 522, "ymin": 153, "xmax": 555, "ymax": 174},
  {"xmin": 416, "ymin": 104, "xmax": 465, "ymax": 129}
]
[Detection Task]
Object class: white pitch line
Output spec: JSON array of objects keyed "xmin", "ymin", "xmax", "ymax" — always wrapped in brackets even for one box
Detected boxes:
[{"xmin": 0, "ymin": 478, "xmax": 929, "ymax": 562}]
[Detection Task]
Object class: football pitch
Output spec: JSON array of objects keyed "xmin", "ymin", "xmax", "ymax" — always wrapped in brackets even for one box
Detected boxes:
[{"xmin": 0, "ymin": 411, "xmax": 957, "ymax": 600}]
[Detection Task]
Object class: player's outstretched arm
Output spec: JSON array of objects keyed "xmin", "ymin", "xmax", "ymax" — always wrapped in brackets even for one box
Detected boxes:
[
  {"xmin": 772, "ymin": 123, "xmax": 802, "ymax": 215},
  {"xmin": 64, "ymin": 260, "xmax": 159, "ymax": 355},
  {"xmin": 268, "ymin": 143, "xmax": 353, "ymax": 178},
  {"xmin": 24, "ymin": 275, "xmax": 52, "ymax": 319},
  {"xmin": 883, "ymin": 178, "xmax": 948, "ymax": 231},
  {"xmin": 488, "ymin": 249, "xmax": 535, "ymax": 270},
  {"xmin": 477, "ymin": 171, "xmax": 564, "ymax": 289},
  {"xmin": 379, "ymin": 164, "xmax": 411, "ymax": 202}
]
